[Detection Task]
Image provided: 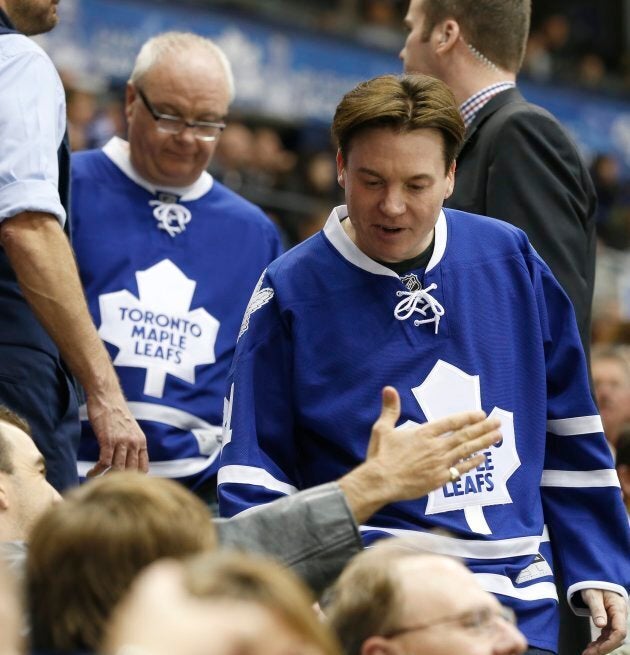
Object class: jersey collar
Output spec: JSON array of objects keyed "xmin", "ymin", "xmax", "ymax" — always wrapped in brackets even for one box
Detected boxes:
[
  {"xmin": 102, "ymin": 136, "xmax": 213, "ymax": 201},
  {"xmin": 322, "ymin": 205, "xmax": 447, "ymax": 277}
]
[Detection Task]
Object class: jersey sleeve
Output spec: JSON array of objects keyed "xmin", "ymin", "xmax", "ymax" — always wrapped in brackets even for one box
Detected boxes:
[
  {"xmin": 534, "ymin": 254, "xmax": 630, "ymax": 612},
  {"xmin": 218, "ymin": 268, "xmax": 299, "ymax": 517}
]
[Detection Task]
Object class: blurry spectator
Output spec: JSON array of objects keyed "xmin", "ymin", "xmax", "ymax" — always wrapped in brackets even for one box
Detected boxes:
[
  {"xmin": 591, "ymin": 154, "xmax": 630, "ymax": 251},
  {"xmin": 592, "ymin": 155, "xmax": 622, "ymax": 243},
  {"xmin": 592, "ymin": 346, "xmax": 630, "ymax": 451},
  {"xmin": 578, "ymin": 53, "xmax": 606, "ymax": 89},
  {"xmin": 539, "ymin": 14, "xmax": 574, "ymax": 81},
  {"xmin": 522, "ymin": 32, "xmax": 552, "ymax": 82},
  {"xmin": 66, "ymin": 86, "xmax": 98, "ymax": 151},
  {"xmin": 26, "ymin": 473, "xmax": 216, "ymax": 654},
  {"xmin": 303, "ymin": 150, "xmax": 339, "ymax": 200},
  {"xmin": 326, "ymin": 542, "xmax": 527, "ymax": 655},
  {"xmin": 250, "ymin": 126, "xmax": 298, "ymax": 191},
  {"xmin": 358, "ymin": 0, "xmax": 404, "ymax": 50},
  {"xmin": 104, "ymin": 552, "xmax": 340, "ymax": 655},
  {"xmin": 0, "ymin": 406, "xmax": 61, "ymax": 544},
  {"xmin": 0, "ymin": 560, "xmax": 21, "ymax": 655},
  {"xmin": 87, "ymin": 93, "xmax": 127, "ymax": 149},
  {"xmin": 211, "ymin": 121, "xmax": 256, "ymax": 191},
  {"xmin": 616, "ymin": 427, "xmax": 630, "ymax": 515}
]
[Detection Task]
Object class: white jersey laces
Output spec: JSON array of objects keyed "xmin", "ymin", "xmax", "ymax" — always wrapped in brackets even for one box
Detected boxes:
[{"xmin": 394, "ymin": 283, "xmax": 444, "ymax": 334}]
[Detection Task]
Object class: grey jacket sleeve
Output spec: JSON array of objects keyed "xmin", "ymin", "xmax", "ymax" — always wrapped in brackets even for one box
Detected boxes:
[{"xmin": 213, "ymin": 482, "xmax": 362, "ymax": 595}]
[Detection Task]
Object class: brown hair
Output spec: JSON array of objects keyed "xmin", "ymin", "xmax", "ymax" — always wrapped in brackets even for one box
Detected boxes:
[
  {"xmin": 332, "ymin": 74, "xmax": 464, "ymax": 172},
  {"xmin": 181, "ymin": 551, "xmax": 341, "ymax": 655},
  {"xmin": 420, "ymin": 0, "xmax": 531, "ymax": 73},
  {"xmin": 0, "ymin": 406, "xmax": 31, "ymax": 474},
  {"xmin": 27, "ymin": 472, "xmax": 217, "ymax": 653},
  {"xmin": 324, "ymin": 541, "xmax": 426, "ymax": 655}
]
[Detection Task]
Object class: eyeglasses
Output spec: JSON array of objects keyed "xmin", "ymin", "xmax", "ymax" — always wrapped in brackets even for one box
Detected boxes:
[
  {"xmin": 382, "ymin": 605, "xmax": 517, "ymax": 638},
  {"xmin": 135, "ymin": 87, "xmax": 226, "ymax": 142}
]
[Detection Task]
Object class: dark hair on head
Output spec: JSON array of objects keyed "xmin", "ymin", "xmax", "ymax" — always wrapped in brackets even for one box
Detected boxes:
[
  {"xmin": 419, "ymin": 0, "xmax": 531, "ymax": 73},
  {"xmin": 332, "ymin": 74, "xmax": 464, "ymax": 173},
  {"xmin": 0, "ymin": 406, "xmax": 32, "ymax": 474}
]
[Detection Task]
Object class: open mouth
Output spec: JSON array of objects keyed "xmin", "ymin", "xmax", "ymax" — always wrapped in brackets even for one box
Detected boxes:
[{"xmin": 377, "ymin": 225, "xmax": 404, "ymax": 234}]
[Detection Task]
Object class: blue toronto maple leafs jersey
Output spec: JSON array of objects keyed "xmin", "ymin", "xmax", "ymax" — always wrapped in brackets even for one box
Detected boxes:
[
  {"xmin": 71, "ymin": 137, "xmax": 282, "ymax": 488},
  {"xmin": 218, "ymin": 205, "xmax": 630, "ymax": 652}
]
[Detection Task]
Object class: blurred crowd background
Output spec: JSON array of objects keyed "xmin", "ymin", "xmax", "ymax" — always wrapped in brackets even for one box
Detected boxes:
[{"xmin": 42, "ymin": 0, "xmax": 630, "ymax": 347}]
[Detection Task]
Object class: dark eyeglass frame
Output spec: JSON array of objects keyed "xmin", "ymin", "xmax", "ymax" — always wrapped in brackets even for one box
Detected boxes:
[
  {"xmin": 382, "ymin": 605, "xmax": 517, "ymax": 639},
  {"xmin": 135, "ymin": 86, "xmax": 226, "ymax": 142}
]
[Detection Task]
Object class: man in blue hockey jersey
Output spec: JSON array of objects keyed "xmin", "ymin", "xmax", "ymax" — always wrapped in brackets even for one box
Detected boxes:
[
  {"xmin": 71, "ymin": 32, "xmax": 282, "ymax": 494},
  {"xmin": 218, "ymin": 74, "xmax": 630, "ymax": 655}
]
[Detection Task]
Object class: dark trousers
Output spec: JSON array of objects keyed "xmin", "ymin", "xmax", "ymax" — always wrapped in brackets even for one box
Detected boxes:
[{"xmin": 0, "ymin": 345, "xmax": 80, "ymax": 491}]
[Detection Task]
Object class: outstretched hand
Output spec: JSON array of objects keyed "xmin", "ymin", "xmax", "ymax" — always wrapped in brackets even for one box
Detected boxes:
[{"xmin": 339, "ymin": 386, "xmax": 501, "ymax": 523}]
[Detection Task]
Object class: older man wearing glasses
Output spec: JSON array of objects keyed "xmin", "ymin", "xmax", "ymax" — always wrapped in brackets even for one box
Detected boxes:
[
  {"xmin": 326, "ymin": 542, "xmax": 527, "ymax": 655},
  {"xmin": 70, "ymin": 32, "xmax": 282, "ymax": 497}
]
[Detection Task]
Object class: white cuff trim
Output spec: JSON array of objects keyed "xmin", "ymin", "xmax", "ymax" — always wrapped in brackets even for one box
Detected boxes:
[{"xmin": 567, "ymin": 581, "xmax": 629, "ymax": 616}]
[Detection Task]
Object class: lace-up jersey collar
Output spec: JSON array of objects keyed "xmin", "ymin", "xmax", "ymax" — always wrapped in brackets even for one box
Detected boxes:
[
  {"xmin": 322, "ymin": 206, "xmax": 447, "ymax": 333},
  {"xmin": 322, "ymin": 205, "xmax": 447, "ymax": 277}
]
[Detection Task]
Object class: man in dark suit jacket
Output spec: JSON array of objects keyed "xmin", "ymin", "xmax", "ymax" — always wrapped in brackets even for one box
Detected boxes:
[
  {"xmin": 400, "ymin": 0, "xmax": 596, "ymax": 358},
  {"xmin": 400, "ymin": 2, "xmax": 599, "ymax": 654}
]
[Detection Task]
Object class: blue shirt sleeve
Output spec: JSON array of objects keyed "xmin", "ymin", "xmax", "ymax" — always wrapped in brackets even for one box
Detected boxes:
[{"xmin": 0, "ymin": 36, "xmax": 66, "ymax": 225}]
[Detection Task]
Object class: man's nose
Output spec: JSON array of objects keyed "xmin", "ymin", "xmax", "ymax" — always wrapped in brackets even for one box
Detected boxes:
[{"xmin": 379, "ymin": 187, "xmax": 406, "ymax": 216}]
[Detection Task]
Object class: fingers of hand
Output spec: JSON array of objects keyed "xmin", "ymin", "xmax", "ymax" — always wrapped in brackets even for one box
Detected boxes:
[
  {"xmin": 425, "ymin": 410, "xmax": 488, "ymax": 438},
  {"xmin": 139, "ymin": 447, "xmax": 149, "ymax": 473},
  {"xmin": 375, "ymin": 387, "xmax": 401, "ymax": 432},
  {"xmin": 125, "ymin": 446, "xmax": 139, "ymax": 471},
  {"xmin": 447, "ymin": 418, "xmax": 502, "ymax": 460},
  {"xmin": 582, "ymin": 590, "xmax": 607, "ymax": 628},
  {"xmin": 111, "ymin": 443, "xmax": 128, "ymax": 470},
  {"xmin": 455, "ymin": 453, "xmax": 485, "ymax": 478}
]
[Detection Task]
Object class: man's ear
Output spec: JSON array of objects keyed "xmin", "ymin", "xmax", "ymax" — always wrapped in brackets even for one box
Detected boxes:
[
  {"xmin": 361, "ymin": 636, "xmax": 400, "ymax": 655},
  {"xmin": 336, "ymin": 149, "xmax": 346, "ymax": 189},
  {"xmin": 125, "ymin": 81, "xmax": 137, "ymax": 123},
  {"xmin": 435, "ymin": 18, "xmax": 460, "ymax": 52}
]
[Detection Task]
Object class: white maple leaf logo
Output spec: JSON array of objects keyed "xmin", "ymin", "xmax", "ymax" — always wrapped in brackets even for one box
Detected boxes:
[
  {"xmin": 404, "ymin": 360, "xmax": 520, "ymax": 535},
  {"xmin": 98, "ymin": 259, "xmax": 220, "ymax": 398}
]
